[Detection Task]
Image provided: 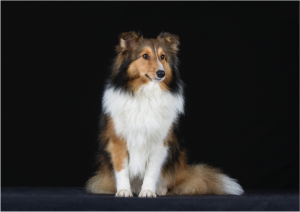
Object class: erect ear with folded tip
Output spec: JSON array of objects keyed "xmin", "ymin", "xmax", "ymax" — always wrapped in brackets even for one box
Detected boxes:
[
  {"xmin": 118, "ymin": 31, "xmax": 143, "ymax": 51},
  {"xmin": 157, "ymin": 32, "xmax": 180, "ymax": 52}
]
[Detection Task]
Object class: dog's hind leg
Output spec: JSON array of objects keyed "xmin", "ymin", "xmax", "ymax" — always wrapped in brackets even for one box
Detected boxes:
[{"xmin": 86, "ymin": 170, "xmax": 116, "ymax": 194}]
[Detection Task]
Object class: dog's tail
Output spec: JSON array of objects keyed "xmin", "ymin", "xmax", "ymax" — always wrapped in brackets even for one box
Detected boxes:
[{"xmin": 168, "ymin": 164, "xmax": 244, "ymax": 195}]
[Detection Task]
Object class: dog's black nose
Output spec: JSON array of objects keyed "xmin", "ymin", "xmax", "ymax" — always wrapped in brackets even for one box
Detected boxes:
[{"xmin": 156, "ymin": 70, "xmax": 165, "ymax": 78}]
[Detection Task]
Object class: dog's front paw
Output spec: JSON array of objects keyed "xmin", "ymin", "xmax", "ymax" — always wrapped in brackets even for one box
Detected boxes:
[
  {"xmin": 138, "ymin": 189, "xmax": 156, "ymax": 198},
  {"xmin": 116, "ymin": 189, "xmax": 133, "ymax": 197}
]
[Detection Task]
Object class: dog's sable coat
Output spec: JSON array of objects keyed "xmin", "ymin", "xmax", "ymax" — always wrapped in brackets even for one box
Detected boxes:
[{"xmin": 86, "ymin": 31, "xmax": 244, "ymax": 197}]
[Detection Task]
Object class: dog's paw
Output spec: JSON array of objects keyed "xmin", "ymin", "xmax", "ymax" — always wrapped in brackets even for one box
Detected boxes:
[
  {"xmin": 115, "ymin": 189, "xmax": 133, "ymax": 197},
  {"xmin": 138, "ymin": 189, "xmax": 157, "ymax": 198},
  {"xmin": 157, "ymin": 187, "xmax": 168, "ymax": 196}
]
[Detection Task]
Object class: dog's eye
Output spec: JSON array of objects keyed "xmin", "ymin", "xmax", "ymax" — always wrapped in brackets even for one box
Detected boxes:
[
  {"xmin": 161, "ymin": 55, "xmax": 165, "ymax": 60},
  {"xmin": 143, "ymin": 54, "xmax": 150, "ymax": 60}
]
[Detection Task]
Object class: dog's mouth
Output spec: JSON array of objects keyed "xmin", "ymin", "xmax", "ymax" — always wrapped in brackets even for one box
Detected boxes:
[{"xmin": 145, "ymin": 74, "xmax": 164, "ymax": 82}]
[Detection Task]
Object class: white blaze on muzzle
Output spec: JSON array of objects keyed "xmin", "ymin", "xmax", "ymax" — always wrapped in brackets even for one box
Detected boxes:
[{"xmin": 153, "ymin": 47, "xmax": 165, "ymax": 82}]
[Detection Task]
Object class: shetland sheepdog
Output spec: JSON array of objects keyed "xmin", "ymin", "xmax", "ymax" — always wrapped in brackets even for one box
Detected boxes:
[{"xmin": 86, "ymin": 31, "xmax": 244, "ymax": 197}]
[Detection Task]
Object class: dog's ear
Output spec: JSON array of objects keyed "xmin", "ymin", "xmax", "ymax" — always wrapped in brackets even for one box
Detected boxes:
[
  {"xmin": 118, "ymin": 31, "xmax": 143, "ymax": 51},
  {"xmin": 157, "ymin": 32, "xmax": 180, "ymax": 52}
]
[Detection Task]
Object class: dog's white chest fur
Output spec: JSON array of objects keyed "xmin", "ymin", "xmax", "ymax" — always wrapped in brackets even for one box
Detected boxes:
[{"xmin": 103, "ymin": 82, "xmax": 184, "ymax": 178}]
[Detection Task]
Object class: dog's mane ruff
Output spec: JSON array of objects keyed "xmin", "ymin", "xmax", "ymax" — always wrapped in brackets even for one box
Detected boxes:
[{"xmin": 102, "ymin": 82, "xmax": 184, "ymax": 179}]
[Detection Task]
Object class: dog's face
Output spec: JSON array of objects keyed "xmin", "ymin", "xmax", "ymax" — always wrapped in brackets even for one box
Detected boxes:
[
  {"xmin": 130, "ymin": 42, "xmax": 166, "ymax": 83},
  {"xmin": 111, "ymin": 31, "xmax": 181, "ymax": 93}
]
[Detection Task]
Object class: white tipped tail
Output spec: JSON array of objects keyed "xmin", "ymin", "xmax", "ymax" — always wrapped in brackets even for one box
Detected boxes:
[
  {"xmin": 167, "ymin": 164, "xmax": 244, "ymax": 196},
  {"xmin": 220, "ymin": 174, "xmax": 244, "ymax": 195}
]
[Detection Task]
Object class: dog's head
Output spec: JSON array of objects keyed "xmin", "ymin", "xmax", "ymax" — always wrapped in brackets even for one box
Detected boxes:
[{"xmin": 110, "ymin": 31, "xmax": 182, "ymax": 94}]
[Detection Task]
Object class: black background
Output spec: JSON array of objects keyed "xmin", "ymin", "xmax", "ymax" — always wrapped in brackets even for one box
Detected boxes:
[{"xmin": 2, "ymin": 2, "xmax": 299, "ymax": 190}]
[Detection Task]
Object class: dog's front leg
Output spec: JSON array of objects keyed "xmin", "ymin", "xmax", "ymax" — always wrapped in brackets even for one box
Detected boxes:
[
  {"xmin": 108, "ymin": 139, "xmax": 132, "ymax": 197},
  {"xmin": 139, "ymin": 143, "xmax": 168, "ymax": 198},
  {"xmin": 115, "ymin": 157, "xmax": 132, "ymax": 197}
]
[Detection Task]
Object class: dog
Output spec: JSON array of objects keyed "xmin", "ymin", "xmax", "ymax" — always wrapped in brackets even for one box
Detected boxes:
[{"xmin": 85, "ymin": 31, "xmax": 244, "ymax": 197}]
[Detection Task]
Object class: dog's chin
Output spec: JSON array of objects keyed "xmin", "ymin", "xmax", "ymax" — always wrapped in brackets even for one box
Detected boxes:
[
  {"xmin": 145, "ymin": 74, "xmax": 165, "ymax": 82},
  {"xmin": 152, "ymin": 78, "xmax": 164, "ymax": 82}
]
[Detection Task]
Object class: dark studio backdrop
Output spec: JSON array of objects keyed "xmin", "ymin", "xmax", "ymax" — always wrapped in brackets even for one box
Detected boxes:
[{"xmin": 2, "ymin": 2, "xmax": 299, "ymax": 190}]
